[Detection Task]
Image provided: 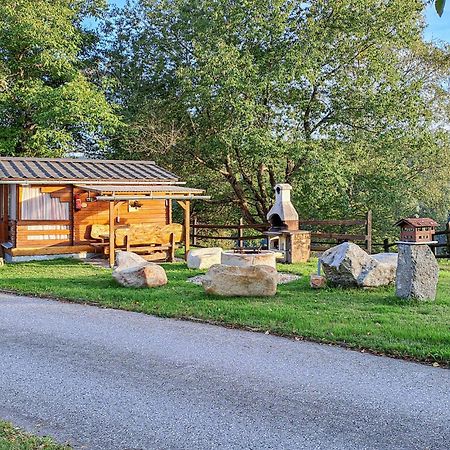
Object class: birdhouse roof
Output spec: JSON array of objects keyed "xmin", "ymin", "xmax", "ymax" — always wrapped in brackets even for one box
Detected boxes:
[{"xmin": 394, "ymin": 218, "xmax": 439, "ymax": 228}]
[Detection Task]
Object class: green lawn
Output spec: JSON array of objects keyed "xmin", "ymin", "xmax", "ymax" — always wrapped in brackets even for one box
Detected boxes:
[
  {"xmin": 0, "ymin": 421, "xmax": 69, "ymax": 450},
  {"xmin": 0, "ymin": 258, "xmax": 449, "ymax": 365}
]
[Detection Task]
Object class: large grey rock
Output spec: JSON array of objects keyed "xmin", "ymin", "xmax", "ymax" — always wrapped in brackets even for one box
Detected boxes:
[
  {"xmin": 202, "ymin": 264, "xmax": 277, "ymax": 297},
  {"xmin": 321, "ymin": 243, "xmax": 372, "ymax": 287},
  {"xmin": 372, "ymin": 253, "xmax": 398, "ymax": 265},
  {"xmin": 396, "ymin": 244, "xmax": 438, "ymax": 301},
  {"xmin": 114, "ymin": 250, "xmax": 148, "ymax": 270},
  {"xmin": 320, "ymin": 242, "xmax": 397, "ymax": 288},
  {"xmin": 362, "ymin": 252, "xmax": 398, "ymax": 288},
  {"xmin": 113, "ymin": 251, "xmax": 168, "ymax": 288},
  {"xmin": 187, "ymin": 247, "xmax": 222, "ymax": 269}
]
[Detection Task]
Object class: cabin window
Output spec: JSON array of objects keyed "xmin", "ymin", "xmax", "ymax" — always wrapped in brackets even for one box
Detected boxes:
[{"xmin": 21, "ymin": 186, "xmax": 69, "ymax": 221}]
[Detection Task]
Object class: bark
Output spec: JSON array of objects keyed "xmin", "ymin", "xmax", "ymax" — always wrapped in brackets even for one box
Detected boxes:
[{"xmin": 223, "ymin": 154, "xmax": 260, "ymax": 224}]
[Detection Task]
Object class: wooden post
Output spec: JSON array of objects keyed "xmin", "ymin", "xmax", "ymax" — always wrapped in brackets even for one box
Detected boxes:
[
  {"xmin": 238, "ymin": 217, "xmax": 244, "ymax": 250},
  {"xmin": 383, "ymin": 238, "xmax": 389, "ymax": 253},
  {"xmin": 192, "ymin": 216, "xmax": 197, "ymax": 247},
  {"xmin": 446, "ymin": 222, "xmax": 450, "ymax": 257},
  {"xmin": 177, "ymin": 199, "xmax": 190, "ymax": 260},
  {"xmin": 167, "ymin": 199, "xmax": 172, "ymax": 224},
  {"xmin": 169, "ymin": 232, "xmax": 175, "ymax": 262},
  {"xmin": 109, "ymin": 200, "xmax": 115, "ymax": 268},
  {"xmin": 184, "ymin": 200, "xmax": 190, "ymax": 259},
  {"xmin": 70, "ymin": 186, "xmax": 75, "ymax": 246},
  {"xmin": 365, "ymin": 210, "xmax": 372, "ymax": 254}
]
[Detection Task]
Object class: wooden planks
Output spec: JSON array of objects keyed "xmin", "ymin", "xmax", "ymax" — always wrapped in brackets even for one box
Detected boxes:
[
  {"xmin": 310, "ymin": 232, "xmax": 367, "ymax": 241},
  {"xmin": 301, "ymin": 219, "xmax": 367, "ymax": 226},
  {"xmin": 16, "ymin": 220, "xmax": 72, "ymax": 248}
]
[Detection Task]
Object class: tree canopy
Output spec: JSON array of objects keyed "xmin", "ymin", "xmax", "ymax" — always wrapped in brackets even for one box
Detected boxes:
[
  {"xmin": 101, "ymin": 0, "xmax": 450, "ymax": 237},
  {"xmin": 1, "ymin": 0, "xmax": 449, "ymax": 239},
  {"xmin": 0, "ymin": 0, "xmax": 121, "ymax": 156}
]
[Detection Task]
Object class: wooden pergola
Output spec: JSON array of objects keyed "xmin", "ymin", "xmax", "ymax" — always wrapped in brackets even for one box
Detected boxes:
[{"xmin": 90, "ymin": 189, "xmax": 210, "ymax": 267}]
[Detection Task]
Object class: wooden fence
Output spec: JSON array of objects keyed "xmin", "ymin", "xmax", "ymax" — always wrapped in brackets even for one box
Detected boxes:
[
  {"xmin": 301, "ymin": 210, "xmax": 372, "ymax": 253},
  {"xmin": 191, "ymin": 218, "xmax": 267, "ymax": 248},
  {"xmin": 191, "ymin": 210, "xmax": 373, "ymax": 253}
]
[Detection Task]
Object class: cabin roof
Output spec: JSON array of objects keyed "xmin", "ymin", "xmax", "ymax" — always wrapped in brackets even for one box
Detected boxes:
[
  {"xmin": 76, "ymin": 184, "xmax": 204, "ymax": 194},
  {"xmin": 394, "ymin": 218, "xmax": 439, "ymax": 228},
  {"xmin": 0, "ymin": 157, "xmax": 178, "ymax": 183}
]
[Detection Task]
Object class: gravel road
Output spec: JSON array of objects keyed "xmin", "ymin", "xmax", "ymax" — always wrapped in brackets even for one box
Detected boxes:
[{"xmin": 0, "ymin": 292, "xmax": 448, "ymax": 450}]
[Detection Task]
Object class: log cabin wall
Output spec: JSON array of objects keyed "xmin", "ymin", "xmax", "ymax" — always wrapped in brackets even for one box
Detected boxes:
[
  {"xmin": 15, "ymin": 185, "xmax": 72, "ymax": 248},
  {"xmin": 73, "ymin": 188, "xmax": 170, "ymax": 244}
]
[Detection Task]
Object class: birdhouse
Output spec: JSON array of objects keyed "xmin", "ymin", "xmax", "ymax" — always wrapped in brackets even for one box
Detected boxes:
[{"xmin": 394, "ymin": 218, "xmax": 438, "ymax": 243}]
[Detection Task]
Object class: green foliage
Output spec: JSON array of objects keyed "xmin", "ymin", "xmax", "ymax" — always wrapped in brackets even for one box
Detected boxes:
[
  {"xmin": 435, "ymin": 0, "xmax": 446, "ymax": 16},
  {"xmin": 0, "ymin": 258, "xmax": 448, "ymax": 364},
  {"xmin": 0, "ymin": 0, "xmax": 120, "ymax": 157},
  {"xmin": 102, "ymin": 0, "xmax": 450, "ymax": 240},
  {"xmin": 0, "ymin": 420, "xmax": 70, "ymax": 449}
]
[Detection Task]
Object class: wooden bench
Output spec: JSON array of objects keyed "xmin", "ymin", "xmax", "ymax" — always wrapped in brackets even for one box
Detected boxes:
[{"xmin": 90, "ymin": 223, "xmax": 184, "ymax": 262}]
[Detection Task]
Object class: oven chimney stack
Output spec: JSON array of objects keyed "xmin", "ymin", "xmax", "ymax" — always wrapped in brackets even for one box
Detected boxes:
[{"xmin": 266, "ymin": 183, "xmax": 299, "ymax": 231}]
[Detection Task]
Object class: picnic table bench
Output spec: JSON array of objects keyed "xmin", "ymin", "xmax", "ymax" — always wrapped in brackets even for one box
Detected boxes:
[{"xmin": 90, "ymin": 223, "xmax": 183, "ymax": 262}]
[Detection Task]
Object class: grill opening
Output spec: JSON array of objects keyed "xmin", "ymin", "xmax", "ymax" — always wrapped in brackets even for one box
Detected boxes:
[{"xmin": 269, "ymin": 214, "xmax": 285, "ymax": 230}]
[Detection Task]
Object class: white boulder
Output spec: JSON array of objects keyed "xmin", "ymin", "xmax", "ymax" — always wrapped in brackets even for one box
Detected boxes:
[
  {"xmin": 202, "ymin": 264, "xmax": 277, "ymax": 297},
  {"xmin": 320, "ymin": 242, "xmax": 397, "ymax": 288},
  {"xmin": 114, "ymin": 250, "xmax": 148, "ymax": 270},
  {"xmin": 113, "ymin": 251, "xmax": 168, "ymax": 288},
  {"xmin": 221, "ymin": 251, "xmax": 277, "ymax": 269},
  {"xmin": 187, "ymin": 247, "xmax": 223, "ymax": 269}
]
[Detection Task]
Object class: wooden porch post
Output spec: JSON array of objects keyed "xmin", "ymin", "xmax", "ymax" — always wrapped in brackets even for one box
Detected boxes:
[
  {"xmin": 177, "ymin": 199, "xmax": 190, "ymax": 260},
  {"xmin": 184, "ymin": 200, "xmax": 190, "ymax": 259},
  {"xmin": 109, "ymin": 200, "xmax": 115, "ymax": 267}
]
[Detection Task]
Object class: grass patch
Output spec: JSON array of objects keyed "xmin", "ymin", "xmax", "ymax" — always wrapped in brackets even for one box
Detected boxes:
[
  {"xmin": 0, "ymin": 421, "xmax": 70, "ymax": 450},
  {"xmin": 0, "ymin": 258, "xmax": 449, "ymax": 365}
]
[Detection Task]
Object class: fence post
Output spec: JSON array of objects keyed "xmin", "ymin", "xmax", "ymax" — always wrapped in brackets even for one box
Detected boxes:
[
  {"xmin": 365, "ymin": 210, "xmax": 372, "ymax": 254},
  {"xmin": 383, "ymin": 238, "xmax": 389, "ymax": 253},
  {"xmin": 238, "ymin": 217, "xmax": 244, "ymax": 249},
  {"xmin": 191, "ymin": 216, "xmax": 197, "ymax": 247},
  {"xmin": 446, "ymin": 222, "xmax": 450, "ymax": 257}
]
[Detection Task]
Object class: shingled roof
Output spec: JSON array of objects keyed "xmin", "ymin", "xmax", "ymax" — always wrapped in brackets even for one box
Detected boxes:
[
  {"xmin": 0, "ymin": 157, "xmax": 178, "ymax": 182},
  {"xmin": 395, "ymin": 218, "xmax": 439, "ymax": 228}
]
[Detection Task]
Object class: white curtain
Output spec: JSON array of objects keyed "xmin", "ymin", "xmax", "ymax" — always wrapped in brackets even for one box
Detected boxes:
[
  {"xmin": 21, "ymin": 186, "xmax": 69, "ymax": 220},
  {"xmin": 8, "ymin": 185, "xmax": 17, "ymax": 220}
]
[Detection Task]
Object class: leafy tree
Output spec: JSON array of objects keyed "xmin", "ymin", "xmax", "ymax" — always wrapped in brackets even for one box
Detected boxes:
[
  {"xmin": 0, "ymin": 0, "xmax": 121, "ymax": 156},
  {"xmin": 434, "ymin": 0, "xmax": 446, "ymax": 16},
  {"xmin": 103, "ymin": 0, "xmax": 450, "ymax": 239}
]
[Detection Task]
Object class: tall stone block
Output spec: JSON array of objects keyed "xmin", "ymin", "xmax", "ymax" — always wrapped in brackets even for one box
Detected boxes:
[
  {"xmin": 395, "ymin": 244, "xmax": 438, "ymax": 301},
  {"xmin": 287, "ymin": 230, "xmax": 311, "ymax": 263}
]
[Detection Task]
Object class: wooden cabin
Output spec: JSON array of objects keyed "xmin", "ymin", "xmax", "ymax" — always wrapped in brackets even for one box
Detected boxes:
[
  {"xmin": 0, "ymin": 157, "xmax": 208, "ymax": 265},
  {"xmin": 395, "ymin": 217, "xmax": 438, "ymax": 243}
]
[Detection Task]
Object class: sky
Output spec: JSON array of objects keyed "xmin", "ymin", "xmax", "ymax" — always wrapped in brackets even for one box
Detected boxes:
[
  {"xmin": 424, "ymin": 3, "xmax": 450, "ymax": 42},
  {"xmin": 100, "ymin": 1, "xmax": 450, "ymax": 43}
]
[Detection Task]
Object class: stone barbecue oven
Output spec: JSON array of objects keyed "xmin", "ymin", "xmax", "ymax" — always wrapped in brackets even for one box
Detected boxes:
[
  {"xmin": 265, "ymin": 184, "xmax": 310, "ymax": 263},
  {"xmin": 267, "ymin": 184, "xmax": 299, "ymax": 231}
]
